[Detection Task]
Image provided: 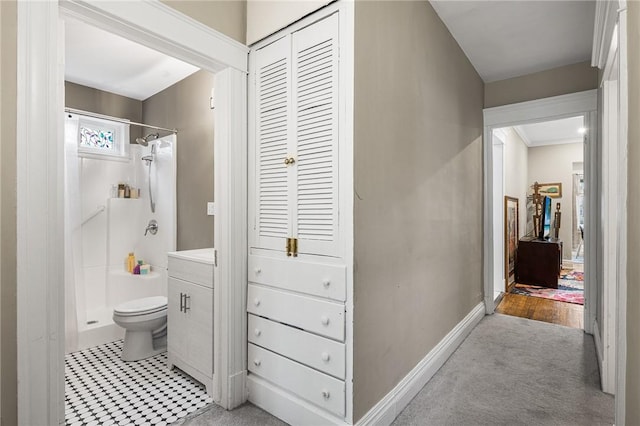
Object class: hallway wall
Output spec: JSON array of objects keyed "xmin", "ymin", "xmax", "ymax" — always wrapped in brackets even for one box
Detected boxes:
[
  {"xmin": 484, "ymin": 61, "xmax": 598, "ymax": 108},
  {"xmin": 626, "ymin": 1, "xmax": 640, "ymax": 421},
  {"xmin": 0, "ymin": 1, "xmax": 17, "ymax": 424},
  {"xmin": 353, "ymin": 1, "xmax": 484, "ymax": 420}
]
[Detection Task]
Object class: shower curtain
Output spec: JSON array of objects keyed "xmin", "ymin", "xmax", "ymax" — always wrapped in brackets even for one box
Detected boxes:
[{"xmin": 64, "ymin": 115, "xmax": 84, "ymax": 353}]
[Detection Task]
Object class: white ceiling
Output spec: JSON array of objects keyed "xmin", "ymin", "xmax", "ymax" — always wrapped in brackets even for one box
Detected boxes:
[
  {"xmin": 513, "ymin": 116, "xmax": 584, "ymax": 147},
  {"xmin": 64, "ymin": 18, "xmax": 199, "ymax": 101},
  {"xmin": 429, "ymin": 1, "xmax": 596, "ymax": 82}
]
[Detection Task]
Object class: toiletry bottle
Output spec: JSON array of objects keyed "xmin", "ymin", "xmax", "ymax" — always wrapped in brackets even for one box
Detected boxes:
[
  {"xmin": 127, "ymin": 252, "xmax": 135, "ymax": 273},
  {"xmin": 118, "ymin": 183, "xmax": 125, "ymax": 198},
  {"xmin": 111, "ymin": 184, "xmax": 118, "ymax": 198},
  {"xmin": 124, "ymin": 184, "xmax": 131, "ymax": 199}
]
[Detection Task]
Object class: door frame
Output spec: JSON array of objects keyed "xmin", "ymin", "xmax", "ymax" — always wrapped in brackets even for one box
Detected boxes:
[
  {"xmin": 16, "ymin": 1, "xmax": 248, "ymax": 423},
  {"xmin": 482, "ymin": 90, "xmax": 597, "ymax": 328}
]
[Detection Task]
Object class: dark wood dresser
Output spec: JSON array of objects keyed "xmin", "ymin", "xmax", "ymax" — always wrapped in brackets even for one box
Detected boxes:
[{"xmin": 515, "ymin": 237, "xmax": 562, "ymax": 288}]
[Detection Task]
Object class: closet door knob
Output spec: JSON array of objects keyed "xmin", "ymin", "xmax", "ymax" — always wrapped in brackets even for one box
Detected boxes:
[
  {"xmin": 321, "ymin": 316, "xmax": 330, "ymax": 326},
  {"xmin": 253, "ymin": 359, "xmax": 261, "ymax": 367},
  {"xmin": 322, "ymin": 390, "xmax": 330, "ymax": 399},
  {"xmin": 321, "ymin": 352, "xmax": 330, "ymax": 362},
  {"xmin": 254, "ymin": 298, "xmax": 261, "ymax": 307},
  {"xmin": 322, "ymin": 279, "xmax": 331, "ymax": 288},
  {"xmin": 254, "ymin": 328, "xmax": 261, "ymax": 337}
]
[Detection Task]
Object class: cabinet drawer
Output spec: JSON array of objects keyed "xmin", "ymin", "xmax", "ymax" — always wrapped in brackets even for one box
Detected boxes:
[
  {"xmin": 249, "ymin": 255, "xmax": 346, "ymax": 302},
  {"xmin": 168, "ymin": 256, "xmax": 213, "ymax": 288},
  {"xmin": 248, "ymin": 314, "xmax": 345, "ymax": 379},
  {"xmin": 248, "ymin": 344, "xmax": 345, "ymax": 417},
  {"xmin": 248, "ymin": 284, "xmax": 344, "ymax": 341}
]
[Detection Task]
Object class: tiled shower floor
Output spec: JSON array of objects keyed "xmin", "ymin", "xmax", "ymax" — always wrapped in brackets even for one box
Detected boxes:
[{"xmin": 65, "ymin": 340, "xmax": 212, "ymax": 425}]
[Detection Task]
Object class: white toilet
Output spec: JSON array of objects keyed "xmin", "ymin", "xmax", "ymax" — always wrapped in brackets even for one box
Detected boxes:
[{"xmin": 113, "ymin": 296, "xmax": 168, "ymax": 361}]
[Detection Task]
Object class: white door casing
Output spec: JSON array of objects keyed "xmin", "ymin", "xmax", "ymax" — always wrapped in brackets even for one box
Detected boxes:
[
  {"xmin": 17, "ymin": 1, "xmax": 248, "ymax": 423},
  {"xmin": 482, "ymin": 91, "xmax": 597, "ymax": 322}
]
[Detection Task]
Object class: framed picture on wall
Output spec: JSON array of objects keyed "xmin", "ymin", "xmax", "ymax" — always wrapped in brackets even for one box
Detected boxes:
[
  {"xmin": 504, "ymin": 196, "xmax": 519, "ymax": 291},
  {"xmin": 538, "ymin": 182, "xmax": 562, "ymax": 198}
]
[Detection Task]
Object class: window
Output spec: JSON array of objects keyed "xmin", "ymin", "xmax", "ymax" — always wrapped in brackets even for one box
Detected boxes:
[{"xmin": 77, "ymin": 115, "xmax": 130, "ymax": 160}]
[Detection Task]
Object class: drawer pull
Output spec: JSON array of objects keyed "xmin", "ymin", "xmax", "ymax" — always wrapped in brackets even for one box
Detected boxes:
[
  {"xmin": 254, "ymin": 298, "xmax": 261, "ymax": 307},
  {"xmin": 322, "ymin": 390, "xmax": 330, "ymax": 399},
  {"xmin": 322, "ymin": 279, "xmax": 331, "ymax": 288},
  {"xmin": 253, "ymin": 359, "xmax": 261, "ymax": 367},
  {"xmin": 321, "ymin": 316, "xmax": 330, "ymax": 326},
  {"xmin": 321, "ymin": 352, "xmax": 330, "ymax": 362},
  {"xmin": 254, "ymin": 328, "xmax": 262, "ymax": 337},
  {"xmin": 255, "ymin": 268, "xmax": 262, "ymax": 275}
]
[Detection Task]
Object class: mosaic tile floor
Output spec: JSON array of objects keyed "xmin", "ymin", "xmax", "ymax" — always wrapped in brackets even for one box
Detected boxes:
[{"xmin": 65, "ymin": 340, "xmax": 212, "ymax": 426}]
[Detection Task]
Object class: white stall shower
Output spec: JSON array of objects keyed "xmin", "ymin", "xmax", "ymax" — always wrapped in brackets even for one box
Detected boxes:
[{"xmin": 64, "ymin": 112, "xmax": 176, "ymax": 353}]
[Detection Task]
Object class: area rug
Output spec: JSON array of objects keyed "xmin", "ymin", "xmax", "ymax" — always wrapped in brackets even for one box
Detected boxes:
[{"xmin": 511, "ymin": 269, "xmax": 584, "ymax": 305}]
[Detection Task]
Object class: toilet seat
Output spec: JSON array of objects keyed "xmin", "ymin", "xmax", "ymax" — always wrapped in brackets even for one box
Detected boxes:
[{"xmin": 114, "ymin": 296, "xmax": 167, "ymax": 317}]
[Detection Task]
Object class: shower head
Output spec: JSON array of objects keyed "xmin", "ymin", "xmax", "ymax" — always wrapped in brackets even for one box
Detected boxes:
[{"xmin": 135, "ymin": 133, "xmax": 159, "ymax": 146}]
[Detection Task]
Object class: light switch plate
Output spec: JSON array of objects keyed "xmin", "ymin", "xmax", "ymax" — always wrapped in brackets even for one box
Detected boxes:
[{"xmin": 207, "ymin": 202, "xmax": 215, "ymax": 216}]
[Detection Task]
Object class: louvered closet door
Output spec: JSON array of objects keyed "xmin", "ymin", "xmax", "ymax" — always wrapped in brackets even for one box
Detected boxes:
[
  {"xmin": 252, "ymin": 36, "xmax": 295, "ymax": 252},
  {"xmin": 291, "ymin": 13, "xmax": 340, "ymax": 257}
]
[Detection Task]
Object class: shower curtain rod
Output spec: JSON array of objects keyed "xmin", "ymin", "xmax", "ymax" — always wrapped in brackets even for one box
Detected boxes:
[{"xmin": 65, "ymin": 107, "xmax": 178, "ymax": 134}]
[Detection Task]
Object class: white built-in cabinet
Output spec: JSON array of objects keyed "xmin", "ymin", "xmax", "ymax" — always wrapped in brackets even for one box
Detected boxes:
[
  {"xmin": 167, "ymin": 249, "xmax": 215, "ymax": 397},
  {"xmin": 248, "ymin": 4, "xmax": 353, "ymax": 425}
]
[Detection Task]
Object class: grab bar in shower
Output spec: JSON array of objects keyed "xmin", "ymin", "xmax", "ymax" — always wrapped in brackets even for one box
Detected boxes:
[{"xmin": 82, "ymin": 205, "xmax": 106, "ymax": 226}]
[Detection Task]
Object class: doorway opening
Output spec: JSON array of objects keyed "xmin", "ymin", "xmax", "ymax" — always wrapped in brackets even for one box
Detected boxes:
[
  {"xmin": 491, "ymin": 116, "xmax": 586, "ymax": 329},
  {"xmin": 16, "ymin": 2, "xmax": 248, "ymax": 423}
]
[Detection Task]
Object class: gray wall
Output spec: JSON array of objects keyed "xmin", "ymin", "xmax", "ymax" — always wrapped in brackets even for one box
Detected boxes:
[
  {"xmin": 143, "ymin": 70, "xmax": 215, "ymax": 251},
  {"xmin": 161, "ymin": 0, "xmax": 246, "ymax": 44},
  {"xmin": 0, "ymin": 2, "xmax": 17, "ymax": 424},
  {"xmin": 484, "ymin": 61, "xmax": 598, "ymax": 108},
  {"xmin": 353, "ymin": 1, "xmax": 484, "ymax": 421},
  {"xmin": 626, "ymin": 1, "xmax": 640, "ymax": 421},
  {"xmin": 246, "ymin": 0, "xmax": 329, "ymax": 45},
  {"xmin": 65, "ymin": 82, "xmax": 143, "ymax": 145}
]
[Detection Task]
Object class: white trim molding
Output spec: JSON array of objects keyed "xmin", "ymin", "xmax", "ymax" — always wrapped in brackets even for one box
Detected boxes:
[
  {"xmin": 17, "ymin": 2, "xmax": 65, "ymax": 424},
  {"xmin": 213, "ymin": 67, "xmax": 248, "ymax": 409},
  {"xmin": 60, "ymin": 0, "xmax": 248, "ymax": 74},
  {"xmin": 18, "ymin": 1, "xmax": 249, "ymax": 423},
  {"xmin": 356, "ymin": 303, "xmax": 486, "ymax": 426},
  {"xmin": 592, "ymin": 0, "xmax": 619, "ymax": 69}
]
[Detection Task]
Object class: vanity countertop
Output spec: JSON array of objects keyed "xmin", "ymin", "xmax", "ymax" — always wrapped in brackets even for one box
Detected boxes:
[{"xmin": 167, "ymin": 248, "xmax": 215, "ymax": 265}]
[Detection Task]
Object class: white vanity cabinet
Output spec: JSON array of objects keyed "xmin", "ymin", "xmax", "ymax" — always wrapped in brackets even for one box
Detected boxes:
[{"xmin": 167, "ymin": 248, "xmax": 215, "ymax": 397}]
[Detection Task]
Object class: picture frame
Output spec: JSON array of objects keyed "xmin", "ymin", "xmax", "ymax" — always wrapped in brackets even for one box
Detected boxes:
[
  {"xmin": 538, "ymin": 182, "xmax": 562, "ymax": 198},
  {"xmin": 504, "ymin": 196, "xmax": 519, "ymax": 291}
]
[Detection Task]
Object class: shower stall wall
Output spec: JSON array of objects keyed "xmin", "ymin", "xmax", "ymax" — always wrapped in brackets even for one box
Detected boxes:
[{"xmin": 65, "ymin": 113, "xmax": 176, "ymax": 353}]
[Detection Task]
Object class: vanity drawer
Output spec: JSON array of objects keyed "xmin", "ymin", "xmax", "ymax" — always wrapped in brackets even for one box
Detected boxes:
[
  {"xmin": 247, "ymin": 284, "xmax": 344, "ymax": 341},
  {"xmin": 168, "ymin": 256, "xmax": 213, "ymax": 288},
  {"xmin": 248, "ymin": 314, "xmax": 345, "ymax": 379},
  {"xmin": 248, "ymin": 344, "xmax": 345, "ymax": 417},
  {"xmin": 249, "ymin": 255, "xmax": 346, "ymax": 302}
]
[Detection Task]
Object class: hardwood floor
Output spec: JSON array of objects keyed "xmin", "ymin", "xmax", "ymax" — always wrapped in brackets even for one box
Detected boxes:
[{"xmin": 495, "ymin": 292, "xmax": 584, "ymax": 329}]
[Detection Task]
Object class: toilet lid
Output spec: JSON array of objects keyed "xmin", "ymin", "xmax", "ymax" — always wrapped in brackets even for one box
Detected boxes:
[{"xmin": 114, "ymin": 296, "xmax": 167, "ymax": 315}]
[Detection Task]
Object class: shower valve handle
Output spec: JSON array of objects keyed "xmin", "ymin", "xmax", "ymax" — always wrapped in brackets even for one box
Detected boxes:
[{"xmin": 144, "ymin": 219, "xmax": 158, "ymax": 236}]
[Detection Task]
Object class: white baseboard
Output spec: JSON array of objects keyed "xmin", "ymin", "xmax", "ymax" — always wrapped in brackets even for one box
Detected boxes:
[
  {"xmin": 248, "ymin": 375, "xmax": 345, "ymax": 425},
  {"xmin": 355, "ymin": 302, "xmax": 486, "ymax": 426},
  {"xmin": 594, "ymin": 319, "xmax": 604, "ymax": 374},
  {"xmin": 228, "ymin": 370, "xmax": 247, "ymax": 409}
]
